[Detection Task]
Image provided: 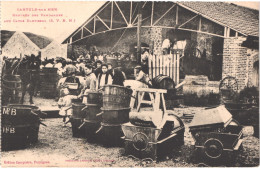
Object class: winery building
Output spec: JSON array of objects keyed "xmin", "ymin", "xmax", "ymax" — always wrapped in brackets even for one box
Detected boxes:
[{"xmin": 62, "ymin": 2, "xmax": 259, "ymax": 90}]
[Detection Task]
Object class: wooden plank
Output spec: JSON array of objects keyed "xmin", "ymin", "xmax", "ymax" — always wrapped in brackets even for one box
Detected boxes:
[
  {"xmin": 163, "ymin": 55, "xmax": 166, "ymax": 75},
  {"xmin": 137, "ymin": 92, "xmax": 145, "ymax": 112},
  {"xmin": 148, "ymin": 54, "xmax": 152, "ymax": 80},
  {"xmin": 165, "ymin": 55, "xmax": 169, "ymax": 76},
  {"xmin": 148, "ymin": 93, "xmax": 155, "ymax": 110},
  {"xmin": 154, "ymin": 92, "xmax": 161, "ymax": 111},
  {"xmin": 169, "ymin": 54, "xmax": 173, "ymax": 79},
  {"xmin": 156, "ymin": 54, "xmax": 159, "ymax": 77},
  {"xmin": 134, "ymin": 88, "xmax": 167, "ymax": 93},
  {"xmin": 152, "ymin": 54, "xmax": 156, "ymax": 79},
  {"xmin": 161, "ymin": 93, "xmax": 167, "ymax": 114},
  {"xmin": 159, "ymin": 55, "xmax": 163, "ymax": 75},
  {"xmin": 173, "ymin": 52, "xmax": 176, "ymax": 83},
  {"xmin": 176, "ymin": 52, "xmax": 180, "ymax": 84},
  {"xmin": 130, "ymin": 89, "xmax": 137, "ymax": 109}
]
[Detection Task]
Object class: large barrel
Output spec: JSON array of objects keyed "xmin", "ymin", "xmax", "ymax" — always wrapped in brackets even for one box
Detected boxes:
[
  {"xmin": 71, "ymin": 103, "xmax": 87, "ymax": 119},
  {"xmin": 1, "ymin": 105, "xmax": 41, "ymax": 151},
  {"xmin": 152, "ymin": 75, "xmax": 176, "ymax": 100},
  {"xmin": 2, "ymin": 75, "xmax": 22, "ymax": 105},
  {"xmin": 70, "ymin": 103, "xmax": 87, "ymax": 138},
  {"xmin": 82, "ymin": 104, "xmax": 102, "ymax": 140},
  {"xmin": 40, "ymin": 68, "xmax": 58, "ymax": 98},
  {"xmin": 101, "ymin": 107, "xmax": 130, "ymax": 124},
  {"xmin": 70, "ymin": 118, "xmax": 86, "ymax": 138},
  {"xmin": 84, "ymin": 91, "xmax": 102, "ymax": 105},
  {"xmin": 84, "ymin": 104, "xmax": 102, "ymax": 122},
  {"xmin": 102, "ymin": 85, "xmax": 133, "ymax": 109},
  {"xmin": 97, "ymin": 122, "xmax": 123, "ymax": 146}
]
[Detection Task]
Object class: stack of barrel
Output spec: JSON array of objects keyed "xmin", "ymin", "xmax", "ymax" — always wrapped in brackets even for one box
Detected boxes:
[
  {"xmin": 97, "ymin": 85, "xmax": 133, "ymax": 146},
  {"xmin": 40, "ymin": 67, "xmax": 58, "ymax": 98},
  {"xmin": 70, "ymin": 92, "xmax": 102, "ymax": 140},
  {"xmin": 1, "ymin": 104, "xmax": 43, "ymax": 151}
]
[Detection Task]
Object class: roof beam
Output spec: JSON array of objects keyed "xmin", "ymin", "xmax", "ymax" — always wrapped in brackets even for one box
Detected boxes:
[
  {"xmin": 178, "ymin": 14, "xmax": 198, "ymax": 28},
  {"xmin": 70, "ymin": 26, "xmax": 137, "ymax": 44},
  {"xmin": 114, "ymin": 2, "xmax": 129, "ymax": 26},
  {"xmin": 83, "ymin": 27, "xmax": 93, "ymax": 35},
  {"xmin": 133, "ymin": 16, "xmax": 151, "ymax": 26},
  {"xmin": 94, "ymin": 16, "xmax": 96, "ymax": 33},
  {"xmin": 130, "ymin": 1, "xmax": 132, "ymax": 24},
  {"xmin": 176, "ymin": 5, "xmax": 178, "ymax": 25},
  {"xmin": 142, "ymin": 1, "xmax": 147, "ymax": 8},
  {"xmin": 111, "ymin": 1, "xmax": 113, "ymax": 29},
  {"xmin": 96, "ymin": 15, "xmax": 110, "ymax": 30},
  {"xmin": 178, "ymin": 27, "xmax": 225, "ymax": 38},
  {"xmin": 151, "ymin": 1, "xmax": 154, "ymax": 26},
  {"xmin": 141, "ymin": 25, "xmax": 225, "ymax": 38},
  {"xmin": 176, "ymin": 2, "xmax": 247, "ymax": 36},
  {"xmin": 153, "ymin": 4, "xmax": 176, "ymax": 26},
  {"xmin": 81, "ymin": 28, "xmax": 83, "ymax": 38}
]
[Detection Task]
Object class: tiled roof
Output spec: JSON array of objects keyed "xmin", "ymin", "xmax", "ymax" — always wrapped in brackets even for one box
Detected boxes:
[{"xmin": 178, "ymin": 2, "xmax": 259, "ymax": 37}]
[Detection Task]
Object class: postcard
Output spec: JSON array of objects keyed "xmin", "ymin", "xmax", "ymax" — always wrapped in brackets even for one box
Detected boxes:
[{"xmin": 1, "ymin": 1, "xmax": 259, "ymax": 167}]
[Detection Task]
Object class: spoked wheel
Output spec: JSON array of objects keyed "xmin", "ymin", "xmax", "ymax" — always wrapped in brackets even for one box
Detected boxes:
[
  {"xmin": 219, "ymin": 76, "xmax": 238, "ymax": 102},
  {"xmin": 204, "ymin": 138, "xmax": 223, "ymax": 160}
]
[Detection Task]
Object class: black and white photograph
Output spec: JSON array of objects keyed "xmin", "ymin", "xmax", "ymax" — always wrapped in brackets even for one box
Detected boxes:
[{"xmin": 0, "ymin": 1, "xmax": 259, "ymax": 167}]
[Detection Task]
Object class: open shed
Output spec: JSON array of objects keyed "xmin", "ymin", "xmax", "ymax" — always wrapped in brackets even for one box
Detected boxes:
[{"xmin": 62, "ymin": 2, "xmax": 259, "ymax": 90}]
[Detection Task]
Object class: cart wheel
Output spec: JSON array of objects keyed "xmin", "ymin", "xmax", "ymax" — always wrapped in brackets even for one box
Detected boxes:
[
  {"xmin": 204, "ymin": 138, "xmax": 223, "ymax": 159},
  {"xmin": 132, "ymin": 132, "xmax": 148, "ymax": 151},
  {"xmin": 219, "ymin": 76, "xmax": 238, "ymax": 102}
]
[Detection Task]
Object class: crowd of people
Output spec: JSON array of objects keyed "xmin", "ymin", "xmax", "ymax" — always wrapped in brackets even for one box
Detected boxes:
[{"xmin": 40, "ymin": 54, "xmax": 151, "ymax": 126}]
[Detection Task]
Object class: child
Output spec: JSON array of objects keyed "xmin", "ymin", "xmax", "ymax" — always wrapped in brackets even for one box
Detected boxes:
[{"xmin": 58, "ymin": 87, "xmax": 83, "ymax": 126}]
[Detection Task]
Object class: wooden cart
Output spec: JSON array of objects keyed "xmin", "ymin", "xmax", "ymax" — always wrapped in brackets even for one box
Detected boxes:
[{"xmin": 189, "ymin": 105, "xmax": 243, "ymax": 161}]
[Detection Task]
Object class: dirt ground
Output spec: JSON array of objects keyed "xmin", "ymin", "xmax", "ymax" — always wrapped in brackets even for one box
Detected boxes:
[{"xmin": 1, "ymin": 95, "xmax": 259, "ymax": 167}]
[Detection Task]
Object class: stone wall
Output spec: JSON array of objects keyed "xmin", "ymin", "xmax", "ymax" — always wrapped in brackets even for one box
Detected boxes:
[{"xmin": 222, "ymin": 37, "xmax": 259, "ymax": 91}]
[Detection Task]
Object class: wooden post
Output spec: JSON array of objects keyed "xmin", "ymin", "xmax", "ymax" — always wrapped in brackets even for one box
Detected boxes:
[
  {"xmin": 173, "ymin": 51, "xmax": 176, "ymax": 83},
  {"xmin": 137, "ymin": 3, "xmax": 142, "ymax": 64},
  {"xmin": 176, "ymin": 51, "xmax": 180, "ymax": 84}
]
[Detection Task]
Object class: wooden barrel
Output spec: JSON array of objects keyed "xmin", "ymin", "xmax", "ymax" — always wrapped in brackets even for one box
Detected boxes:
[
  {"xmin": 41, "ymin": 68, "xmax": 58, "ymax": 83},
  {"xmin": 97, "ymin": 122, "xmax": 123, "ymax": 146},
  {"xmin": 84, "ymin": 104, "xmax": 102, "ymax": 122},
  {"xmin": 71, "ymin": 103, "xmax": 87, "ymax": 119},
  {"xmin": 70, "ymin": 118, "xmax": 86, "ymax": 138},
  {"xmin": 83, "ymin": 120, "xmax": 101, "ymax": 141},
  {"xmin": 152, "ymin": 75, "xmax": 176, "ymax": 100},
  {"xmin": 85, "ymin": 92, "xmax": 103, "ymax": 105},
  {"xmin": 102, "ymin": 85, "xmax": 133, "ymax": 109},
  {"xmin": 101, "ymin": 107, "xmax": 130, "ymax": 124},
  {"xmin": 40, "ymin": 82, "xmax": 57, "ymax": 98},
  {"xmin": 2, "ymin": 75, "xmax": 22, "ymax": 105},
  {"xmin": 152, "ymin": 75, "xmax": 175, "ymax": 89},
  {"xmin": 42, "ymin": 67, "xmax": 58, "ymax": 74},
  {"xmin": 1, "ymin": 105, "xmax": 41, "ymax": 151},
  {"xmin": 2, "ymin": 105, "xmax": 40, "ymax": 125}
]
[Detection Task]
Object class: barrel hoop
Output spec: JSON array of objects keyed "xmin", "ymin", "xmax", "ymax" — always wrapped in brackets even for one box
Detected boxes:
[
  {"xmin": 2, "ymin": 83, "xmax": 22, "ymax": 90},
  {"xmin": 101, "ymin": 122, "xmax": 121, "ymax": 127}
]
